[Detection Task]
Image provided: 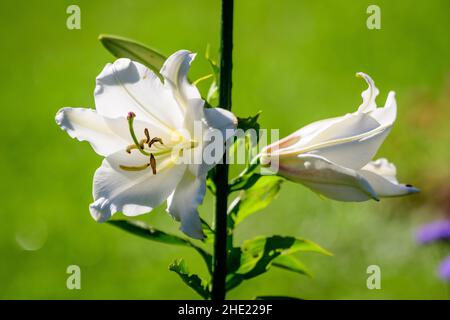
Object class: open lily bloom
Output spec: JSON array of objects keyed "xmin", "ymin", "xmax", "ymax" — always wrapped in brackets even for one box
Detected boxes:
[
  {"xmin": 56, "ymin": 50, "xmax": 237, "ymax": 239},
  {"xmin": 260, "ymin": 72, "xmax": 419, "ymax": 202}
]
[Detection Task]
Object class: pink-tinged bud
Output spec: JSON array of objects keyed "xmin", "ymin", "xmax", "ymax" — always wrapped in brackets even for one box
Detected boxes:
[{"xmin": 127, "ymin": 112, "xmax": 136, "ymax": 120}]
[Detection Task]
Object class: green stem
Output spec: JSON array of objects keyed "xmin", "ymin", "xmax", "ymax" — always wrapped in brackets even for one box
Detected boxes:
[{"xmin": 212, "ymin": 0, "xmax": 234, "ymax": 301}]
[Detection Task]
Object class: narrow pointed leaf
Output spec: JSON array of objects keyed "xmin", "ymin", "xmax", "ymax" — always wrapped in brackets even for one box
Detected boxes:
[
  {"xmin": 201, "ymin": 218, "xmax": 215, "ymax": 244},
  {"xmin": 237, "ymin": 111, "xmax": 261, "ymax": 132},
  {"xmin": 206, "ymin": 169, "xmax": 217, "ymax": 194},
  {"xmin": 169, "ymin": 259, "xmax": 210, "ymax": 299},
  {"xmin": 207, "ymin": 80, "xmax": 219, "ymax": 105},
  {"xmin": 229, "ymin": 173, "xmax": 262, "ymax": 193},
  {"xmin": 272, "ymin": 255, "xmax": 312, "ymax": 277},
  {"xmin": 205, "ymin": 45, "xmax": 219, "ymax": 106},
  {"xmin": 226, "ymin": 235, "xmax": 330, "ymax": 292},
  {"xmin": 237, "ymin": 235, "xmax": 330, "ymax": 278},
  {"xmin": 108, "ymin": 220, "xmax": 188, "ymax": 245},
  {"xmin": 229, "ymin": 176, "xmax": 283, "ymax": 227},
  {"xmin": 229, "ymin": 159, "xmax": 261, "ymax": 192},
  {"xmin": 99, "ymin": 34, "xmax": 166, "ymax": 76},
  {"xmin": 108, "ymin": 220, "xmax": 213, "ymax": 274}
]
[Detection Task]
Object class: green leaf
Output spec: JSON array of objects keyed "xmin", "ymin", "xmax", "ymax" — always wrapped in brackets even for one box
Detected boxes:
[
  {"xmin": 272, "ymin": 255, "xmax": 312, "ymax": 277},
  {"xmin": 237, "ymin": 236, "xmax": 331, "ymax": 277},
  {"xmin": 205, "ymin": 44, "xmax": 220, "ymax": 77},
  {"xmin": 225, "ymin": 273, "xmax": 243, "ymax": 292},
  {"xmin": 205, "ymin": 44, "xmax": 219, "ymax": 106},
  {"xmin": 193, "ymin": 247, "xmax": 213, "ymax": 276},
  {"xmin": 99, "ymin": 34, "xmax": 166, "ymax": 77},
  {"xmin": 255, "ymin": 296, "xmax": 303, "ymax": 300},
  {"xmin": 229, "ymin": 176, "xmax": 283, "ymax": 227},
  {"xmin": 237, "ymin": 111, "xmax": 261, "ymax": 132},
  {"xmin": 228, "ymin": 159, "xmax": 261, "ymax": 192},
  {"xmin": 206, "ymin": 169, "xmax": 217, "ymax": 194},
  {"xmin": 225, "ymin": 235, "xmax": 331, "ymax": 292},
  {"xmin": 108, "ymin": 220, "xmax": 213, "ymax": 275},
  {"xmin": 108, "ymin": 220, "xmax": 188, "ymax": 246},
  {"xmin": 229, "ymin": 173, "xmax": 262, "ymax": 192},
  {"xmin": 207, "ymin": 80, "xmax": 219, "ymax": 105},
  {"xmin": 201, "ymin": 218, "xmax": 215, "ymax": 244},
  {"xmin": 169, "ymin": 259, "xmax": 210, "ymax": 299}
]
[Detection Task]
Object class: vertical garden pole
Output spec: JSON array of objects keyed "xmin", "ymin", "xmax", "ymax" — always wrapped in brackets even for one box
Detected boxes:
[{"xmin": 212, "ymin": 0, "xmax": 234, "ymax": 301}]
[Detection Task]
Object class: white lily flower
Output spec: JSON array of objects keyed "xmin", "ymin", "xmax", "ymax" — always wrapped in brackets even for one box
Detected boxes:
[
  {"xmin": 260, "ymin": 72, "xmax": 419, "ymax": 201},
  {"xmin": 55, "ymin": 50, "xmax": 237, "ymax": 239}
]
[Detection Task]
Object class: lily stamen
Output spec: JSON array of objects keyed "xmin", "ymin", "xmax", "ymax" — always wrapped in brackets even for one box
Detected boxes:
[
  {"xmin": 119, "ymin": 163, "xmax": 150, "ymax": 171},
  {"xmin": 144, "ymin": 128, "xmax": 150, "ymax": 144},
  {"xmin": 139, "ymin": 138, "xmax": 146, "ymax": 150},
  {"xmin": 122, "ymin": 113, "xmax": 201, "ymax": 174},
  {"xmin": 150, "ymin": 154, "xmax": 157, "ymax": 175},
  {"xmin": 126, "ymin": 139, "xmax": 148, "ymax": 153},
  {"xmin": 148, "ymin": 137, "xmax": 164, "ymax": 148}
]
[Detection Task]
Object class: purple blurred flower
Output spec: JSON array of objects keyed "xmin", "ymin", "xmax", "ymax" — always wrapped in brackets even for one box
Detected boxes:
[
  {"xmin": 416, "ymin": 220, "xmax": 450, "ymax": 244},
  {"xmin": 417, "ymin": 219, "xmax": 450, "ymax": 281},
  {"xmin": 439, "ymin": 256, "xmax": 450, "ymax": 281}
]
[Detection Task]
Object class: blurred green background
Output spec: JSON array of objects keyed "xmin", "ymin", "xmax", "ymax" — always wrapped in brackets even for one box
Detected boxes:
[{"xmin": 1, "ymin": 0, "xmax": 449, "ymax": 299}]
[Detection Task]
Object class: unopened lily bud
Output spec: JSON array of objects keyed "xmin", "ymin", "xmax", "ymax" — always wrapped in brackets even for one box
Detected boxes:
[{"xmin": 259, "ymin": 73, "xmax": 419, "ymax": 202}]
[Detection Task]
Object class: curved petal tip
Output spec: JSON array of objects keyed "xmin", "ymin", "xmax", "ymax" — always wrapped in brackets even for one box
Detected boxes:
[{"xmin": 89, "ymin": 197, "xmax": 114, "ymax": 223}]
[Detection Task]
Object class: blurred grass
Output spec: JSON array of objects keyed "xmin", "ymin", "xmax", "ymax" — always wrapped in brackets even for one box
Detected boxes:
[{"xmin": 0, "ymin": 0, "xmax": 449, "ymax": 299}]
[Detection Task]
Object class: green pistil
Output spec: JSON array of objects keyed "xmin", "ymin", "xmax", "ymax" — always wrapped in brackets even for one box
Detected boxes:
[{"xmin": 127, "ymin": 112, "xmax": 151, "ymax": 156}]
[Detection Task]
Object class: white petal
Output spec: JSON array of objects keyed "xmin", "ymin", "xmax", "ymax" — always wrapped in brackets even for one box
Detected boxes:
[
  {"xmin": 167, "ymin": 170, "xmax": 206, "ymax": 239},
  {"xmin": 276, "ymin": 111, "xmax": 382, "ymax": 154},
  {"xmin": 182, "ymin": 98, "xmax": 206, "ymax": 137},
  {"xmin": 204, "ymin": 107, "xmax": 238, "ymax": 137},
  {"xmin": 362, "ymin": 158, "xmax": 398, "ymax": 182},
  {"xmin": 369, "ymin": 91, "xmax": 397, "ymax": 127},
  {"xmin": 90, "ymin": 150, "xmax": 186, "ymax": 222},
  {"xmin": 278, "ymin": 112, "xmax": 391, "ymax": 169},
  {"xmin": 272, "ymin": 73, "xmax": 395, "ymax": 160},
  {"xmin": 359, "ymin": 158, "xmax": 419, "ymax": 197},
  {"xmin": 56, "ymin": 107, "xmax": 174, "ymax": 157},
  {"xmin": 305, "ymin": 111, "xmax": 381, "ymax": 146},
  {"xmin": 276, "ymin": 154, "xmax": 378, "ymax": 202},
  {"xmin": 186, "ymin": 107, "xmax": 238, "ymax": 177},
  {"xmin": 94, "ymin": 58, "xmax": 183, "ymax": 131},
  {"xmin": 357, "ymin": 72, "xmax": 379, "ymax": 113},
  {"xmin": 160, "ymin": 50, "xmax": 201, "ymax": 108},
  {"xmin": 182, "ymin": 104, "xmax": 237, "ymax": 178},
  {"xmin": 275, "ymin": 93, "xmax": 397, "ymax": 169},
  {"xmin": 261, "ymin": 116, "xmax": 342, "ymax": 155},
  {"xmin": 55, "ymin": 107, "xmax": 128, "ymax": 156},
  {"xmin": 309, "ymin": 124, "xmax": 392, "ymax": 169},
  {"xmin": 304, "ymin": 82, "xmax": 396, "ymax": 169}
]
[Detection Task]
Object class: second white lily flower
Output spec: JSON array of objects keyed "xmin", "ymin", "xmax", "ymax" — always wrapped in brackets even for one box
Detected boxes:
[
  {"xmin": 260, "ymin": 73, "xmax": 419, "ymax": 201},
  {"xmin": 56, "ymin": 50, "xmax": 237, "ymax": 239}
]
